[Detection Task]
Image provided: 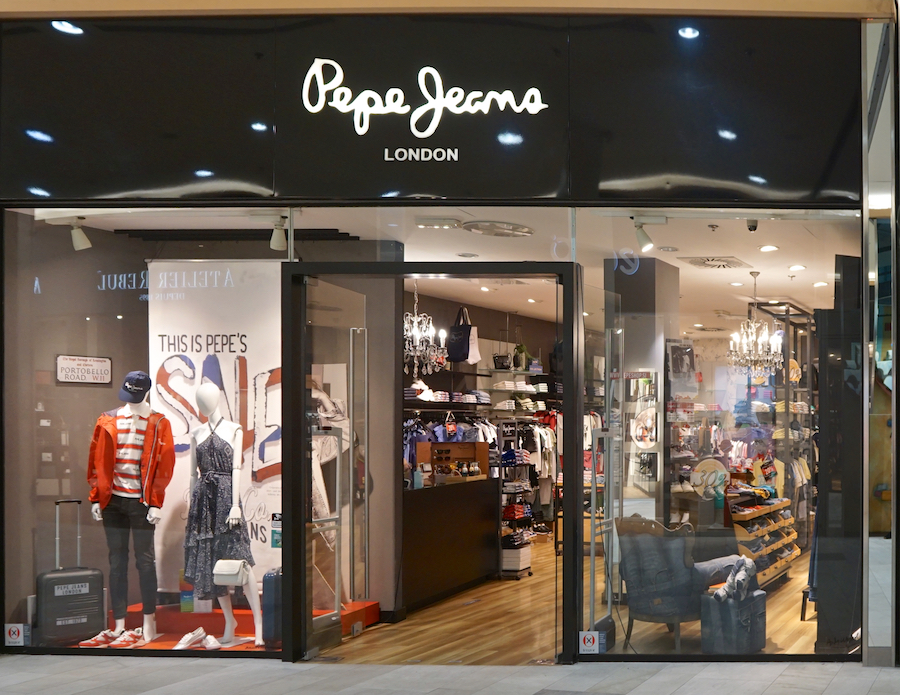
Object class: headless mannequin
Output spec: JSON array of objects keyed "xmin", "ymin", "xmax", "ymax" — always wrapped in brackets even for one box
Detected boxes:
[
  {"xmin": 91, "ymin": 396, "xmax": 160, "ymax": 642},
  {"xmin": 190, "ymin": 383, "xmax": 263, "ymax": 645}
]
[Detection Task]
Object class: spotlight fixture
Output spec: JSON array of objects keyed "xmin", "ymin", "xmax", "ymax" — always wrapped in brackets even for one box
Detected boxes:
[
  {"xmin": 70, "ymin": 217, "xmax": 91, "ymax": 251},
  {"xmin": 583, "ymin": 312, "xmax": 590, "ymax": 317},
  {"xmin": 678, "ymin": 27, "xmax": 700, "ymax": 39},
  {"xmin": 789, "ymin": 265, "xmax": 806, "ymax": 271},
  {"xmin": 116, "ymin": 315, "xmax": 123, "ymax": 320},
  {"xmin": 527, "ymin": 298, "xmax": 536, "ymax": 303},
  {"xmin": 693, "ymin": 323, "xmax": 704, "ymax": 327},
  {"xmin": 635, "ymin": 222, "xmax": 654, "ymax": 253},
  {"xmin": 480, "ymin": 286, "xmax": 490, "ymax": 292},
  {"xmin": 759, "ymin": 245, "xmax": 778, "ymax": 252},
  {"xmin": 813, "ymin": 281, "xmax": 828, "ymax": 287},
  {"xmin": 768, "ymin": 300, "xmax": 780, "ymax": 305},
  {"xmin": 730, "ymin": 282, "xmax": 744, "ymax": 287},
  {"xmin": 270, "ymin": 215, "xmax": 288, "ymax": 252}
]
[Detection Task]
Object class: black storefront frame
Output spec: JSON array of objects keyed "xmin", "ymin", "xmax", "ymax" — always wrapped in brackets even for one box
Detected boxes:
[{"xmin": 0, "ymin": 12, "xmax": 878, "ymax": 666}]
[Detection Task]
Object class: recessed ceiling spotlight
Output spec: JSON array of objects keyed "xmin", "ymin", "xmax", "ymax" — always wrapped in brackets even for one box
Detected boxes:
[
  {"xmin": 416, "ymin": 217, "xmax": 461, "ymax": 230},
  {"xmin": 768, "ymin": 300, "xmax": 780, "ymax": 304},
  {"xmin": 813, "ymin": 281, "xmax": 828, "ymax": 287},
  {"xmin": 457, "ymin": 252, "xmax": 479, "ymax": 258},
  {"xmin": 748, "ymin": 175, "xmax": 768, "ymax": 185},
  {"xmin": 693, "ymin": 323, "xmax": 704, "ymax": 327},
  {"xmin": 718, "ymin": 129, "xmax": 737, "ymax": 141},
  {"xmin": 527, "ymin": 298, "xmax": 536, "ymax": 303},
  {"xmin": 759, "ymin": 245, "xmax": 778, "ymax": 252},
  {"xmin": 730, "ymin": 282, "xmax": 744, "ymax": 287},
  {"xmin": 462, "ymin": 220, "xmax": 533, "ymax": 237},
  {"xmin": 583, "ymin": 312, "xmax": 590, "ymax": 317},
  {"xmin": 27, "ymin": 186, "xmax": 51, "ymax": 197},
  {"xmin": 658, "ymin": 246, "xmax": 679, "ymax": 252},
  {"xmin": 480, "ymin": 286, "xmax": 490, "ymax": 292},
  {"xmin": 616, "ymin": 328, "xmax": 623, "ymax": 334},
  {"xmin": 116, "ymin": 315, "xmax": 123, "ymax": 320},
  {"xmin": 194, "ymin": 169, "xmax": 213, "ymax": 178},
  {"xmin": 250, "ymin": 122, "xmax": 268, "ymax": 132},
  {"xmin": 789, "ymin": 265, "xmax": 806, "ymax": 271},
  {"xmin": 678, "ymin": 27, "xmax": 700, "ymax": 39}
]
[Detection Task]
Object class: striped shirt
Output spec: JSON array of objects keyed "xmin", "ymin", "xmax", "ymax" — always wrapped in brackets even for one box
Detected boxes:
[{"xmin": 111, "ymin": 408, "xmax": 148, "ymax": 498}]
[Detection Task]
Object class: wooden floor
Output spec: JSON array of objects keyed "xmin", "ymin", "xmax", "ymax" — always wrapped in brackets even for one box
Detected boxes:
[{"xmin": 323, "ymin": 537, "xmax": 817, "ymax": 664}]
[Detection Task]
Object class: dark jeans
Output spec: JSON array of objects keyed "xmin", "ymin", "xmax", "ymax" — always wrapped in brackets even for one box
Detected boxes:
[{"xmin": 102, "ymin": 495, "xmax": 157, "ymax": 619}]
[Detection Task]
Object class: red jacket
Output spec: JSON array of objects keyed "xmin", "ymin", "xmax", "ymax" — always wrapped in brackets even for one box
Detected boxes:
[{"xmin": 87, "ymin": 409, "xmax": 176, "ymax": 509}]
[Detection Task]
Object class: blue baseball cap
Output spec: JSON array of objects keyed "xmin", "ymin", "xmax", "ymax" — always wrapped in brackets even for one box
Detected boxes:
[{"xmin": 119, "ymin": 371, "xmax": 151, "ymax": 403}]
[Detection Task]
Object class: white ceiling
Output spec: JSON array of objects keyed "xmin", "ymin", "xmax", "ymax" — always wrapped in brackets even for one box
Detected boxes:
[{"xmin": 19, "ymin": 204, "xmax": 862, "ymax": 336}]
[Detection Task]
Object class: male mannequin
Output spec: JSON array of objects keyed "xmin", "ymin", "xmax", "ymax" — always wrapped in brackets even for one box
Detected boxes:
[
  {"xmin": 80, "ymin": 371, "xmax": 175, "ymax": 648},
  {"xmin": 178, "ymin": 383, "xmax": 263, "ymax": 649}
]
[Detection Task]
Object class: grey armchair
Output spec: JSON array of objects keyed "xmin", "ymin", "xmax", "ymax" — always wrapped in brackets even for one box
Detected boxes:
[{"xmin": 616, "ymin": 514, "xmax": 739, "ymax": 653}]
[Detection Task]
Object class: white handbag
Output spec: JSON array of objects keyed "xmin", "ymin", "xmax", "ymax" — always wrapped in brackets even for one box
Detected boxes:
[{"xmin": 213, "ymin": 559, "xmax": 251, "ymax": 586}]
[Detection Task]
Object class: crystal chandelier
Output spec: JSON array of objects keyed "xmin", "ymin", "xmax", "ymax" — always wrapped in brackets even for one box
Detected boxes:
[
  {"xmin": 403, "ymin": 281, "xmax": 447, "ymax": 378},
  {"xmin": 727, "ymin": 271, "xmax": 784, "ymax": 378}
]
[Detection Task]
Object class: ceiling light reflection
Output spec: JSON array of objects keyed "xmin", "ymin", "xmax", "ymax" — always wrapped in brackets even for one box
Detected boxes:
[
  {"xmin": 718, "ymin": 129, "xmax": 736, "ymax": 140},
  {"xmin": 27, "ymin": 187, "xmax": 51, "ymax": 197},
  {"xmin": 26, "ymin": 129, "xmax": 54, "ymax": 143},
  {"xmin": 678, "ymin": 27, "xmax": 700, "ymax": 39},
  {"xmin": 497, "ymin": 132, "xmax": 524, "ymax": 146},
  {"xmin": 194, "ymin": 170, "xmax": 213, "ymax": 178},
  {"xmin": 51, "ymin": 20, "xmax": 84, "ymax": 35},
  {"xmin": 748, "ymin": 175, "xmax": 768, "ymax": 185},
  {"xmin": 250, "ymin": 122, "xmax": 268, "ymax": 132}
]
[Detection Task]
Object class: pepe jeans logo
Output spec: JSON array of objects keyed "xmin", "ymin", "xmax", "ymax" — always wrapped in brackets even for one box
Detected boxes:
[{"xmin": 302, "ymin": 58, "xmax": 548, "ymax": 138}]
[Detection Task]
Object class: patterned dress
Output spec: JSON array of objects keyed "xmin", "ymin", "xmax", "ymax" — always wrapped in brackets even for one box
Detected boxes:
[{"xmin": 184, "ymin": 420, "xmax": 254, "ymax": 599}]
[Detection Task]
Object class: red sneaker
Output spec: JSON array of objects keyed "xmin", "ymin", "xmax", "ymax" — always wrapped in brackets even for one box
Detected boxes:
[
  {"xmin": 78, "ymin": 629, "xmax": 119, "ymax": 648},
  {"xmin": 107, "ymin": 628, "xmax": 144, "ymax": 649}
]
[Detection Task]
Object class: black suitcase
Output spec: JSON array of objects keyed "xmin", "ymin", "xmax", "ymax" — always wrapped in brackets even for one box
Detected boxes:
[
  {"xmin": 700, "ymin": 589, "xmax": 766, "ymax": 654},
  {"xmin": 262, "ymin": 567, "xmax": 282, "ymax": 648},
  {"xmin": 35, "ymin": 500, "xmax": 105, "ymax": 646}
]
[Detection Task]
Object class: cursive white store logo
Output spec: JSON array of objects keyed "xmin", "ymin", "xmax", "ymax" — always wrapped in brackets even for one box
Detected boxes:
[{"xmin": 302, "ymin": 58, "xmax": 548, "ymax": 138}]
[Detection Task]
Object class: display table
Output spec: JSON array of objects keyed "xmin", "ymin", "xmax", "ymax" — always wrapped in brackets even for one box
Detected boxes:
[{"xmin": 402, "ymin": 478, "xmax": 500, "ymax": 611}]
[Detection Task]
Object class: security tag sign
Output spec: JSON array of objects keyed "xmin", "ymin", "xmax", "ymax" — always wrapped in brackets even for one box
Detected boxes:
[
  {"xmin": 5, "ymin": 624, "xmax": 29, "ymax": 646},
  {"xmin": 579, "ymin": 630, "xmax": 600, "ymax": 654}
]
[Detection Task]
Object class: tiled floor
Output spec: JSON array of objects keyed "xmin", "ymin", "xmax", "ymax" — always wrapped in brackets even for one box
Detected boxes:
[{"xmin": 0, "ymin": 656, "xmax": 896, "ymax": 695}]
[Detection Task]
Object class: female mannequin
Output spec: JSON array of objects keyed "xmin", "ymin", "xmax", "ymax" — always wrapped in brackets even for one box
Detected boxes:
[{"xmin": 183, "ymin": 383, "xmax": 263, "ymax": 646}]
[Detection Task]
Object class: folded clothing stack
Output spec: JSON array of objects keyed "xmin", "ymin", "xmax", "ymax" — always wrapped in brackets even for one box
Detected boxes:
[
  {"xmin": 493, "ymin": 381, "xmax": 517, "ymax": 391},
  {"xmin": 495, "ymin": 399, "xmax": 516, "ymax": 411},
  {"xmin": 515, "ymin": 381, "xmax": 536, "ymax": 393},
  {"xmin": 470, "ymin": 390, "xmax": 491, "ymax": 404},
  {"xmin": 501, "ymin": 449, "xmax": 532, "ymax": 466},
  {"xmin": 501, "ymin": 530, "xmax": 531, "ymax": 548}
]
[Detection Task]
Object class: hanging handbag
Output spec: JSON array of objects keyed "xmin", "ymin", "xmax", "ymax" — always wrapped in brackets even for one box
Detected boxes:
[
  {"xmin": 213, "ymin": 559, "xmax": 251, "ymax": 586},
  {"xmin": 447, "ymin": 307, "xmax": 481, "ymax": 365}
]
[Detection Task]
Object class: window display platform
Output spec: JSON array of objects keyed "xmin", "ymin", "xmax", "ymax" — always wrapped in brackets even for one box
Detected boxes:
[{"xmin": 115, "ymin": 600, "xmax": 381, "ymax": 649}]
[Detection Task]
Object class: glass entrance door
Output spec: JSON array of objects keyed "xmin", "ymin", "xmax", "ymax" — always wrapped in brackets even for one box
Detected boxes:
[{"xmin": 302, "ymin": 278, "xmax": 370, "ymax": 656}]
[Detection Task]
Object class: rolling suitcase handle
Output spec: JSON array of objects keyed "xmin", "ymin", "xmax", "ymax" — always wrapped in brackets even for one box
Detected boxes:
[{"xmin": 55, "ymin": 499, "xmax": 82, "ymax": 570}]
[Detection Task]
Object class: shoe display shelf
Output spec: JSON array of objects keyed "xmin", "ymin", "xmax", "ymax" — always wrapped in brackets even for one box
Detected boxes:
[
  {"xmin": 730, "ymin": 498, "xmax": 790, "ymax": 521},
  {"xmin": 729, "ymin": 498, "xmax": 798, "ymax": 587},
  {"xmin": 735, "ymin": 528, "xmax": 798, "ymax": 560}
]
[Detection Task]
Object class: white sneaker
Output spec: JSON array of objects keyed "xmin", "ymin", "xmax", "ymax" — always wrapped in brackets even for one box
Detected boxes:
[
  {"xmin": 173, "ymin": 627, "xmax": 206, "ymax": 650},
  {"xmin": 202, "ymin": 635, "xmax": 222, "ymax": 651}
]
